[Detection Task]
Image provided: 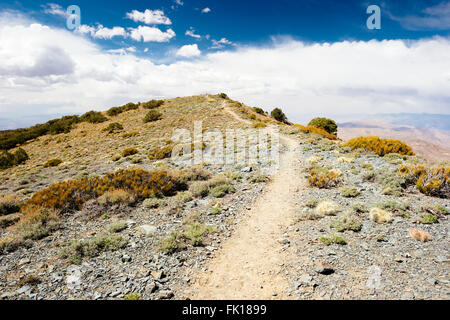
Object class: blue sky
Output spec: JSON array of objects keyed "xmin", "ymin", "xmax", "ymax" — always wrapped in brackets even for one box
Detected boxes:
[
  {"xmin": 2, "ymin": 0, "xmax": 449, "ymax": 61},
  {"xmin": 0, "ymin": 0, "xmax": 449, "ymax": 128}
]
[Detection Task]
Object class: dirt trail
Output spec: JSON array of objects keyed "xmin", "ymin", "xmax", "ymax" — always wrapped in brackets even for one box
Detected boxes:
[{"xmin": 184, "ymin": 107, "xmax": 305, "ymax": 300}]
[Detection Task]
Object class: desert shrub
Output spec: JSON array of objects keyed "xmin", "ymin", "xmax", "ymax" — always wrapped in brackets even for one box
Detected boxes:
[
  {"xmin": 24, "ymin": 169, "xmax": 186, "ymax": 212},
  {"xmin": 304, "ymin": 198, "xmax": 320, "ymax": 209},
  {"xmin": 160, "ymin": 231, "xmax": 186, "ymax": 254},
  {"xmin": 375, "ymin": 200, "xmax": 409, "ymax": 217},
  {"xmin": 308, "ymin": 118, "xmax": 338, "ymax": 135},
  {"xmin": 340, "ymin": 187, "xmax": 360, "ymax": 198},
  {"xmin": 0, "ymin": 206, "xmax": 60, "ymax": 254},
  {"xmin": 416, "ymin": 167, "xmax": 449, "ymax": 198},
  {"xmin": 189, "ymin": 181, "xmax": 210, "ymax": 198},
  {"xmin": 142, "ymin": 100, "xmax": 164, "ymax": 109},
  {"xmin": 106, "ymin": 103, "xmax": 139, "ymax": 117},
  {"xmin": 308, "ymin": 168, "xmax": 343, "ymax": 189},
  {"xmin": 122, "ymin": 131, "xmax": 139, "ymax": 138},
  {"xmin": 0, "ymin": 195, "xmax": 22, "ymax": 215},
  {"xmin": 421, "ymin": 213, "xmax": 438, "ymax": 224},
  {"xmin": 361, "ymin": 163, "xmax": 374, "ymax": 170},
  {"xmin": 369, "ymin": 208, "xmax": 392, "ymax": 223},
  {"xmin": 0, "ymin": 214, "xmax": 20, "ymax": 228},
  {"xmin": 60, "ymin": 235, "xmax": 128, "ymax": 264},
  {"xmin": 219, "ymin": 93, "xmax": 229, "ymax": 99},
  {"xmin": 316, "ymin": 200, "xmax": 339, "ymax": 216},
  {"xmin": 343, "ymin": 137, "xmax": 414, "ymax": 157},
  {"xmin": 0, "ymin": 148, "xmax": 29, "ymax": 169},
  {"xmin": 248, "ymin": 114, "xmax": 256, "ymax": 120},
  {"xmin": 351, "ymin": 202, "xmax": 368, "ymax": 213},
  {"xmin": 252, "ymin": 122, "xmax": 267, "ymax": 128},
  {"xmin": 97, "ymin": 190, "xmax": 136, "ymax": 206},
  {"xmin": 398, "ymin": 165, "xmax": 449, "ymax": 198},
  {"xmin": 18, "ymin": 275, "xmax": 41, "ymax": 287},
  {"xmin": 250, "ymin": 175, "xmax": 268, "ymax": 183},
  {"xmin": 102, "ymin": 122, "xmax": 123, "ymax": 133},
  {"xmin": 331, "ymin": 213, "xmax": 362, "ymax": 232},
  {"xmin": 210, "ymin": 184, "xmax": 235, "ymax": 198},
  {"xmin": 143, "ymin": 198, "xmax": 164, "ymax": 209},
  {"xmin": 174, "ymin": 191, "xmax": 193, "ymax": 204},
  {"xmin": 180, "ymin": 165, "xmax": 212, "ymax": 182},
  {"xmin": 319, "ymin": 234, "xmax": 347, "ymax": 246},
  {"xmin": 123, "ymin": 293, "xmax": 141, "ymax": 300},
  {"xmin": 143, "ymin": 110, "xmax": 162, "ymax": 123},
  {"xmin": 421, "ymin": 203, "xmax": 448, "ymax": 216},
  {"xmin": 44, "ymin": 159, "xmax": 63, "ymax": 168},
  {"xmin": 148, "ymin": 145, "xmax": 174, "ymax": 160},
  {"xmin": 184, "ymin": 222, "xmax": 216, "ymax": 246},
  {"xmin": 298, "ymin": 210, "xmax": 324, "ymax": 221},
  {"xmin": 409, "ymin": 227, "xmax": 431, "ymax": 242},
  {"xmin": 108, "ymin": 221, "xmax": 128, "ymax": 233},
  {"xmin": 122, "ymin": 147, "xmax": 139, "ymax": 157},
  {"xmin": 79, "ymin": 111, "xmax": 108, "ymax": 124},
  {"xmin": 294, "ymin": 124, "xmax": 337, "ymax": 140},
  {"xmin": 271, "ymin": 108, "xmax": 288, "ymax": 123},
  {"xmin": 253, "ymin": 107, "xmax": 265, "ymax": 115}
]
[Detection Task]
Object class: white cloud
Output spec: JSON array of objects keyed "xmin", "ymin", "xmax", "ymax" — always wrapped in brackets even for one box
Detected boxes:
[
  {"xmin": 129, "ymin": 26, "xmax": 175, "ymax": 42},
  {"xmin": 1, "ymin": 15, "xmax": 449, "ymax": 125},
  {"xmin": 107, "ymin": 47, "xmax": 136, "ymax": 55},
  {"xmin": 211, "ymin": 38, "xmax": 234, "ymax": 49},
  {"xmin": 126, "ymin": 9, "xmax": 172, "ymax": 25},
  {"xmin": 185, "ymin": 27, "xmax": 201, "ymax": 39},
  {"xmin": 42, "ymin": 3, "xmax": 67, "ymax": 18},
  {"xmin": 388, "ymin": 2, "xmax": 450, "ymax": 30},
  {"xmin": 176, "ymin": 44, "xmax": 202, "ymax": 57},
  {"xmin": 174, "ymin": 0, "xmax": 184, "ymax": 5},
  {"xmin": 201, "ymin": 8, "xmax": 211, "ymax": 14},
  {"xmin": 93, "ymin": 25, "xmax": 126, "ymax": 39}
]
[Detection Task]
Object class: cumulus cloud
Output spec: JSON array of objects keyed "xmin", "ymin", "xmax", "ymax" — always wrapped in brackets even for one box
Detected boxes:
[
  {"xmin": 388, "ymin": 1, "xmax": 450, "ymax": 30},
  {"xmin": 0, "ymin": 16, "xmax": 449, "ymax": 125},
  {"xmin": 176, "ymin": 44, "xmax": 202, "ymax": 57},
  {"xmin": 201, "ymin": 8, "xmax": 211, "ymax": 14},
  {"xmin": 129, "ymin": 26, "xmax": 175, "ymax": 42},
  {"xmin": 211, "ymin": 38, "xmax": 235, "ymax": 49},
  {"xmin": 93, "ymin": 25, "xmax": 126, "ymax": 39},
  {"xmin": 186, "ymin": 27, "xmax": 201, "ymax": 39},
  {"xmin": 76, "ymin": 24, "xmax": 126, "ymax": 39},
  {"xmin": 126, "ymin": 9, "xmax": 172, "ymax": 25},
  {"xmin": 42, "ymin": 3, "xmax": 67, "ymax": 18}
]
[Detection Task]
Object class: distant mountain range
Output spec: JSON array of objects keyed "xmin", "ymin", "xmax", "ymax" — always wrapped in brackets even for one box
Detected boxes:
[{"xmin": 338, "ymin": 117, "xmax": 450, "ymax": 162}]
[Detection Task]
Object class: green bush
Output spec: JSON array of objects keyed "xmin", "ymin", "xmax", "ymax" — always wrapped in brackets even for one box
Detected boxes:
[
  {"xmin": 143, "ymin": 110, "xmax": 162, "ymax": 123},
  {"xmin": 308, "ymin": 118, "xmax": 338, "ymax": 135},
  {"xmin": 319, "ymin": 234, "xmax": 347, "ymax": 246},
  {"xmin": 253, "ymin": 107, "xmax": 265, "ymax": 115},
  {"xmin": 60, "ymin": 235, "xmax": 128, "ymax": 264},
  {"xmin": 122, "ymin": 148, "xmax": 139, "ymax": 157},
  {"xmin": 271, "ymin": 108, "xmax": 288, "ymax": 123},
  {"xmin": 102, "ymin": 122, "xmax": 124, "ymax": 133},
  {"xmin": 142, "ymin": 100, "xmax": 164, "ymax": 109},
  {"xmin": 44, "ymin": 159, "xmax": 63, "ymax": 168},
  {"xmin": 0, "ymin": 148, "xmax": 29, "ymax": 170},
  {"xmin": 106, "ymin": 103, "xmax": 139, "ymax": 117},
  {"xmin": 79, "ymin": 111, "xmax": 108, "ymax": 124}
]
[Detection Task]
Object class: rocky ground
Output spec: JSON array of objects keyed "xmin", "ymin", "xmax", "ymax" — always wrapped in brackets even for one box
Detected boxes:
[
  {"xmin": 282, "ymin": 137, "xmax": 449, "ymax": 300},
  {"xmin": 0, "ymin": 160, "xmax": 271, "ymax": 300},
  {"xmin": 0, "ymin": 100, "xmax": 448, "ymax": 300}
]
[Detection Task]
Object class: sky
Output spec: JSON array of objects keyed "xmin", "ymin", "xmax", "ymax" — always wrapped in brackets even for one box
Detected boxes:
[{"xmin": 0, "ymin": 0, "xmax": 449, "ymax": 129}]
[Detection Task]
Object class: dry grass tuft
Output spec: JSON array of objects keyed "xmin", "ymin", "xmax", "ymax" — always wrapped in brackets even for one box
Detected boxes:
[{"xmin": 409, "ymin": 227, "xmax": 431, "ymax": 242}]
